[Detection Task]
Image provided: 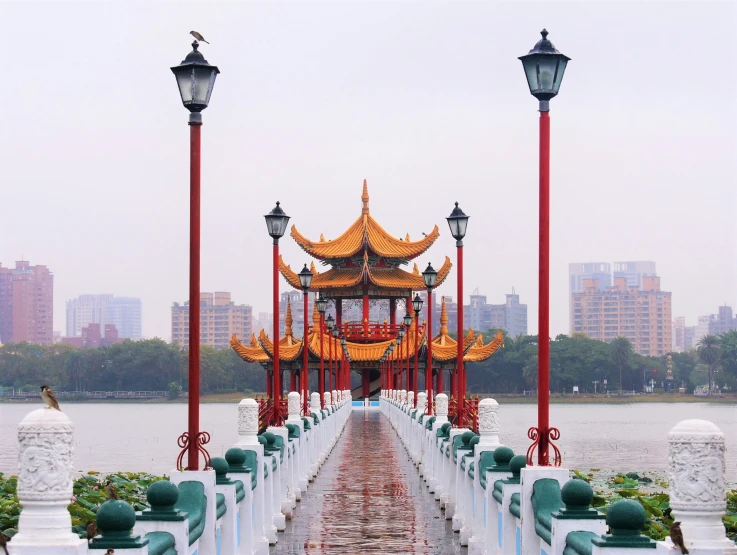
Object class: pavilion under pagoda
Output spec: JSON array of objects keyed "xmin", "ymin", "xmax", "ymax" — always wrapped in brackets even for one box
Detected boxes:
[{"xmin": 231, "ymin": 181, "xmax": 504, "ymax": 423}]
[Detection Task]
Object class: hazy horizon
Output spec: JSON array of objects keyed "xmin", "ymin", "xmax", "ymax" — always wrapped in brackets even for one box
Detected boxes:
[{"xmin": 1, "ymin": 1, "xmax": 735, "ymax": 343}]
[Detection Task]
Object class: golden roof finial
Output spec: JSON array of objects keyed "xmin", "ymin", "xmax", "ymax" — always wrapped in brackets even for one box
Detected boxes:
[
  {"xmin": 312, "ymin": 297, "xmax": 320, "ymax": 326},
  {"xmin": 320, "ymin": 233, "xmax": 326, "ymax": 242},
  {"xmin": 440, "ymin": 296, "xmax": 448, "ymax": 335},
  {"xmin": 310, "ymin": 261, "xmax": 317, "ymax": 273},
  {"xmin": 361, "ymin": 179, "xmax": 370, "ymax": 215},
  {"xmin": 285, "ymin": 298, "xmax": 293, "ymax": 337},
  {"xmin": 250, "ymin": 333, "xmax": 258, "ymax": 347}
]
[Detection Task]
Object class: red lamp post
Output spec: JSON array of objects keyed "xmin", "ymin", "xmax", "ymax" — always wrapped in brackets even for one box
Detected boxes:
[
  {"xmin": 298, "ymin": 264, "xmax": 313, "ymax": 416},
  {"xmin": 412, "ymin": 293, "xmax": 424, "ymax": 407},
  {"xmin": 332, "ymin": 326, "xmax": 340, "ymax": 397},
  {"xmin": 403, "ymin": 311, "xmax": 412, "ymax": 392},
  {"xmin": 447, "ymin": 202, "xmax": 469, "ymax": 427},
  {"xmin": 326, "ymin": 314, "xmax": 335, "ymax": 399},
  {"xmin": 171, "ymin": 40, "xmax": 219, "ymax": 471},
  {"xmin": 265, "ymin": 202, "xmax": 291, "ymax": 426},
  {"xmin": 422, "ymin": 263, "xmax": 438, "ymax": 414},
  {"xmin": 316, "ymin": 294, "xmax": 328, "ymax": 408},
  {"xmin": 519, "ymin": 29, "xmax": 570, "ymax": 466}
]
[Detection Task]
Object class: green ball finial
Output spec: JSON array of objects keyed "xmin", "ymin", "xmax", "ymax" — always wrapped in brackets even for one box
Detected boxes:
[
  {"xmin": 607, "ymin": 499, "xmax": 647, "ymax": 534},
  {"xmin": 509, "ymin": 455, "xmax": 527, "ymax": 477},
  {"xmin": 225, "ymin": 447, "xmax": 246, "ymax": 467},
  {"xmin": 96, "ymin": 500, "xmax": 136, "ymax": 536},
  {"xmin": 461, "ymin": 431, "xmax": 475, "ymax": 445},
  {"xmin": 561, "ymin": 479, "xmax": 593, "ymax": 510},
  {"xmin": 493, "ymin": 446, "xmax": 515, "ymax": 466},
  {"xmin": 211, "ymin": 457, "xmax": 229, "ymax": 476},
  {"xmin": 146, "ymin": 480, "xmax": 179, "ymax": 511}
]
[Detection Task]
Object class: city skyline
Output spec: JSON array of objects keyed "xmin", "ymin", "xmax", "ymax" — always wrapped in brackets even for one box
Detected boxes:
[{"xmin": 2, "ymin": 2, "xmax": 734, "ymax": 343}]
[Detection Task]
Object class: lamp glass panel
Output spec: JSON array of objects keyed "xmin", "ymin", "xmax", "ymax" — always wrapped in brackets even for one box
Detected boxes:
[
  {"xmin": 175, "ymin": 68, "xmax": 195, "ymax": 104},
  {"xmin": 192, "ymin": 66, "xmax": 214, "ymax": 105},
  {"xmin": 457, "ymin": 216, "xmax": 469, "ymax": 238},
  {"xmin": 523, "ymin": 59, "xmax": 538, "ymax": 93},
  {"xmin": 537, "ymin": 56, "xmax": 558, "ymax": 91},
  {"xmin": 553, "ymin": 59, "xmax": 567, "ymax": 93},
  {"xmin": 447, "ymin": 218, "xmax": 460, "ymax": 238}
]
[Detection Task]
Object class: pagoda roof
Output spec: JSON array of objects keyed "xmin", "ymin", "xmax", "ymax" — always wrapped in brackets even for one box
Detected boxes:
[
  {"xmin": 430, "ymin": 296, "xmax": 505, "ymax": 363},
  {"xmin": 290, "ymin": 180, "xmax": 440, "ymax": 262},
  {"xmin": 280, "ymin": 255, "xmax": 452, "ymax": 292}
]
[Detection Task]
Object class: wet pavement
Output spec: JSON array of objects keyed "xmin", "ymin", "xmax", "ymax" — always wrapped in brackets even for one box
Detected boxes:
[{"xmin": 271, "ymin": 410, "xmax": 466, "ymax": 554}]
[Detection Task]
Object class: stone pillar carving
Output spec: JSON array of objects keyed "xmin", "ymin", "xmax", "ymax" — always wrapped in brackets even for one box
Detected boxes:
[
  {"xmin": 435, "ymin": 393, "xmax": 448, "ymax": 418},
  {"xmin": 11, "ymin": 409, "xmax": 87, "ymax": 553},
  {"xmin": 331, "ymin": 390, "xmax": 338, "ymax": 405},
  {"xmin": 237, "ymin": 398, "xmax": 259, "ymax": 444},
  {"xmin": 287, "ymin": 391, "xmax": 301, "ymax": 420},
  {"xmin": 407, "ymin": 391, "xmax": 415, "ymax": 408},
  {"xmin": 310, "ymin": 392, "xmax": 321, "ymax": 413},
  {"xmin": 323, "ymin": 392, "xmax": 330, "ymax": 409},
  {"xmin": 400, "ymin": 390, "xmax": 407, "ymax": 405},
  {"xmin": 417, "ymin": 392, "xmax": 427, "ymax": 415},
  {"xmin": 478, "ymin": 398, "xmax": 501, "ymax": 447},
  {"xmin": 666, "ymin": 419, "xmax": 737, "ymax": 553}
]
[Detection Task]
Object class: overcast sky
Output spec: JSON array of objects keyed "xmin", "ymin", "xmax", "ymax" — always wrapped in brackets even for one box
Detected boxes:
[{"xmin": 1, "ymin": 1, "xmax": 735, "ymax": 341}]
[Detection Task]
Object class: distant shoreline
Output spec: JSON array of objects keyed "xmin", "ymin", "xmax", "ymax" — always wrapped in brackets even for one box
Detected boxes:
[{"xmin": 1, "ymin": 392, "xmax": 735, "ymax": 405}]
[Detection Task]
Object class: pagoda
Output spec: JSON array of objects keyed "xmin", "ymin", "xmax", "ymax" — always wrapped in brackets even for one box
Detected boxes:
[{"xmin": 231, "ymin": 181, "xmax": 504, "ymax": 418}]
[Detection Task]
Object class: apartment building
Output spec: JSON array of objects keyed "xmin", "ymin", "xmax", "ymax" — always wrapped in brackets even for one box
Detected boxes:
[{"xmin": 171, "ymin": 292, "xmax": 252, "ymax": 349}]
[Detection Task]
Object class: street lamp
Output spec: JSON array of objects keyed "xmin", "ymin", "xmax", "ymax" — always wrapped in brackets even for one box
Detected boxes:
[
  {"xmin": 298, "ymin": 264, "xmax": 313, "ymax": 416},
  {"xmin": 171, "ymin": 41, "xmax": 219, "ymax": 471},
  {"xmin": 412, "ymin": 293, "xmax": 424, "ymax": 407},
  {"xmin": 519, "ymin": 29, "xmax": 569, "ymax": 467},
  {"xmin": 447, "ymin": 202, "xmax": 469, "ymax": 426},
  {"xmin": 423, "ymin": 263, "xmax": 438, "ymax": 414},
  {"xmin": 340, "ymin": 334, "xmax": 347, "ymax": 391},
  {"xmin": 332, "ymin": 325, "xmax": 340, "ymax": 395},
  {"xmin": 264, "ymin": 202, "xmax": 290, "ymax": 426},
  {"xmin": 316, "ymin": 294, "xmax": 327, "ymax": 408}
]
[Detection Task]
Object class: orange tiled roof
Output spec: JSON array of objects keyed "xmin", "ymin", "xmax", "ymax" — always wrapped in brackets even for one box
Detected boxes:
[
  {"xmin": 280, "ymin": 255, "xmax": 452, "ymax": 291},
  {"xmin": 290, "ymin": 180, "xmax": 440, "ymax": 261},
  {"xmin": 430, "ymin": 297, "xmax": 505, "ymax": 363}
]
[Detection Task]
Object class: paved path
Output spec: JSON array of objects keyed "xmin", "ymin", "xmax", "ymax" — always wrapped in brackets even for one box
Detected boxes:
[{"xmin": 271, "ymin": 410, "xmax": 465, "ymax": 554}]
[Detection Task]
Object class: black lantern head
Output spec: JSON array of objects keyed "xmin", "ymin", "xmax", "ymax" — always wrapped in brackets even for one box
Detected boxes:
[
  {"xmin": 332, "ymin": 327, "xmax": 340, "ymax": 338},
  {"xmin": 340, "ymin": 335, "xmax": 347, "ymax": 347},
  {"xmin": 447, "ymin": 202, "xmax": 469, "ymax": 241},
  {"xmin": 264, "ymin": 201, "xmax": 290, "ymax": 241},
  {"xmin": 316, "ymin": 294, "xmax": 328, "ymax": 314},
  {"xmin": 422, "ymin": 262, "xmax": 438, "ymax": 289},
  {"xmin": 298, "ymin": 264, "xmax": 313, "ymax": 290},
  {"xmin": 413, "ymin": 293, "xmax": 424, "ymax": 314},
  {"xmin": 171, "ymin": 41, "xmax": 219, "ymax": 113},
  {"xmin": 398, "ymin": 326, "xmax": 405, "ymax": 339},
  {"xmin": 519, "ymin": 29, "xmax": 570, "ymax": 104},
  {"xmin": 403, "ymin": 312, "xmax": 413, "ymax": 327},
  {"xmin": 326, "ymin": 314, "xmax": 335, "ymax": 331}
]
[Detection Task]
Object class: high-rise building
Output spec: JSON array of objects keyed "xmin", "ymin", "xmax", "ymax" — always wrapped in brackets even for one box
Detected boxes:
[
  {"xmin": 677, "ymin": 305, "xmax": 737, "ymax": 350},
  {"xmin": 569, "ymin": 261, "xmax": 656, "ymax": 333},
  {"xmin": 612, "ymin": 261, "xmax": 657, "ymax": 288},
  {"xmin": 571, "ymin": 275, "xmax": 672, "ymax": 356},
  {"xmin": 171, "ymin": 292, "xmax": 252, "ymax": 349},
  {"xmin": 278, "ymin": 290, "xmax": 317, "ymax": 338},
  {"xmin": 463, "ymin": 289, "xmax": 528, "ymax": 338},
  {"xmin": 0, "ymin": 261, "xmax": 54, "ymax": 344},
  {"xmin": 66, "ymin": 295, "xmax": 142, "ymax": 340}
]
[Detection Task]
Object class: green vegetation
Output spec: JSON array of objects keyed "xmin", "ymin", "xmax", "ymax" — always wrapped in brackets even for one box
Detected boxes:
[
  {"xmin": 0, "ymin": 339, "xmax": 266, "ymax": 396},
  {"xmin": 0, "ymin": 471, "xmax": 166, "ymax": 540},
  {"xmin": 465, "ymin": 330, "xmax": 737, "ymax": 394}
]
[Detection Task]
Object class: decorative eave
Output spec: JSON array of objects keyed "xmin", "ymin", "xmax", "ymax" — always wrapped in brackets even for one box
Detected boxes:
[
  {"xmin": 280, "ymin": 255, "xmax": 452, "ymax": 292},
  {"xmin": 289, "ymin": 180, "xmax": 441, "ymax": 261},
  {"xmin": 430, "ymin": 297, "xmax": 505, "ymax": 363}
]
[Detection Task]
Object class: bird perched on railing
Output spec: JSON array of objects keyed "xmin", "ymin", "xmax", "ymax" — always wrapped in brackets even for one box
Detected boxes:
[
  {"xmin": 86, "ymin": 521, "xmax": 98, "ymax": 541},
  {"xmin": 40, "ymin": 385, "xmax": 60, "ymax": 410},
  {"xmin": 105, "ymin": 549, "xmax": 115, "ymax": 555},
  {"xmin": 190, "ymin": 31, "xmax": 209, "ymax": 44},
  {"xmin": 104, "ymin": 480, "xmax": 120, "ymax": 500},
  {"xmin": 0, "ymin": 532, "xmax": 9, "ymax": 555},
  {"xmin": 669, "ymin": 521, "xmax": 689, "ymax": 554}
]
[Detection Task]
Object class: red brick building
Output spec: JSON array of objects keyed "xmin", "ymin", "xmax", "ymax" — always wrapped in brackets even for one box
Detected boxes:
[
  {"xmin": 0, "ymin": 261, "xmax": 54, "ymax": 345},
  {"xmin": 61, "ymin": 323, "xmax": 125, "ymax": 348}
]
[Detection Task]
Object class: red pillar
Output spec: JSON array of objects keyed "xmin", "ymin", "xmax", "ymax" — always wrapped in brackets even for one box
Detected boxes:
[
  {"xmin": 363, "ymin": 289, "xmax": 369, "ymax": 336},
  {"xmin": 272, "ymin": 242, "xmax": 281, "ymax": 426},
  {"xmin": 537, "ymin": 108, "xmax": 551, "ymax": 465},
  {"xmin": 319, "ymin": 314, "xmax": 325, "ymax": 409},
  {"xmin": 336, "ymin": 300, "xmax": 343, "ymax": 390},
  {"xmin": 456, "ymin": 242, "xmax": 464, "ymax": 427},
  {"xmin": 302, "ymin": 289, "xmax": 309, "ymax": 416},
  {"xmin": 362, "ymin": 369, "xmax": 370, "ymax": 400},
  {"xmin": 390, "ymin": 298, "xmax": 396, "ymax": 326},
  {"xmin": 329, "ymin": 330, "xmax": 334, "ymax": 395},
  {"xmin": 187, "ymin": 122, "xmax": 202, "ymax": 470},
  {"xmin": 414, "ymin": 311, "xmax": 419, "ymax": 407},
  {"xmin": 426, "ymin": 289, "xmax": 433, "ymax": 414},
  {"xmin": 436, "ymin": 367, "xmax": 443, "ymax": 397}
]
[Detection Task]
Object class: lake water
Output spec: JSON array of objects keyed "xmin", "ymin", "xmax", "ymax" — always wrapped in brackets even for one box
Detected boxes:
[{"xmin": 1, "ymin": 402, "xmax": 736, "ymax": 482}]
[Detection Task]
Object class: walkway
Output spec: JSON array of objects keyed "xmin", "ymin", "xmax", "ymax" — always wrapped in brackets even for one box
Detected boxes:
[{"xmin": 272, "ymin": 410, "xmax": 465, "ymax": 554}]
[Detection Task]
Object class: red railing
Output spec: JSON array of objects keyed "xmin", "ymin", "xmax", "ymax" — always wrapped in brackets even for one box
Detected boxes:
[
  {"xmin": 340, "ymin": 322, "xmax": 405, "ymax": 342},
  {"xmin": 447, "ymin": 395, "xmax": 480, "ymax": 432}
]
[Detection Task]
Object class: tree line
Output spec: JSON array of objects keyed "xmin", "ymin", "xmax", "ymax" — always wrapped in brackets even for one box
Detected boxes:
[
  {"xmin": 1, "ymin": 331, "xmax": 736, "ymax": 396},
  {"xmin": 464, "ymin": 330, "xmax": 737, "ymax": 394},
  {"xmin": 0, "ymin": 339, "xmax": 266, "ymax": 395}
]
